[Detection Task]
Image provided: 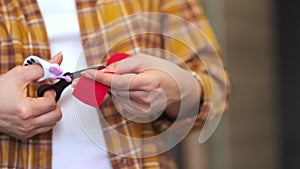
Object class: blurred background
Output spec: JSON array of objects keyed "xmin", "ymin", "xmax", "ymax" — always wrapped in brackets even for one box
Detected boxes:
[{"xmin": 174, "ymin": 0, "xmax": 300, "ymax": 169}]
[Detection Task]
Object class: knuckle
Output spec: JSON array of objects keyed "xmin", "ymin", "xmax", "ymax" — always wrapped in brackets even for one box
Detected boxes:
[
  {"xmin": 148, "ymin": 81, "xmax": 160, "ymax": 91},
  {"xmin": 19, "ymin": 123, "xmax": 34, "ymax": 133},
  {"xmin": 54, "ymin": 104, "xmax": 62, "ymax": 120},
  {"xmin": 20, "ymin": 134, "xmax": 30, "ymax": 141},
  {"xmin": 116, "ymin": 82, "xmax": 127, "ymax": 89},
  {"xmin": 17, "ymin": 106, "xmax": 33, "ymax": 120},
  {"xmin": 48, "ymin": 100, "xmax": 57, "ymax": 110},
  {"xmin": 142, "ymin": 97, "xmax": 151, "ymax": 105},
  {"xmin": 19, "ymin": 135, "xmax": 28, "ymax": 141},
  {"xmin": 21, "ymin": 134, "xmax": 33, "ymax": 141},
  {"xmin": 56, "ymin": 109, "xmax": 62, "ymax": 121},
  {"xmin": 13, "ymin": 66, "xmax": 24, "ymax": 74}
]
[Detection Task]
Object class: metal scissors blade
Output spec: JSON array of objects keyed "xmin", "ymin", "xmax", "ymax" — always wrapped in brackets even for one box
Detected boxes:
[
  {"xmin": 37, "ymin": 65, "xmax": 106, "ymax": 102},
  {"xmin": 71, "ymin": 65, "xmax": 106, "ymax": 79}
]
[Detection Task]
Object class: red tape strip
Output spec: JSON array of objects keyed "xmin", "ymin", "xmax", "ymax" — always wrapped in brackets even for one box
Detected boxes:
[{"xmin": 72, "ymin": 53, "xmax": 130, "ymax": 108}]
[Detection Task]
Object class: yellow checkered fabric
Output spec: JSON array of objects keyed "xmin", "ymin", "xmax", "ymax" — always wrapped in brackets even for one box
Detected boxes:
[{"xmin": 0, "ymin": 0, "xmax": 230, "ymax": 168}]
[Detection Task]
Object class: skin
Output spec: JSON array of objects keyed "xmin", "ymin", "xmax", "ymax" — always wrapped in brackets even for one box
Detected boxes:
[
  {"xmin": 0, "ymin": 53, "xmax": 63, "ymax": 141},
  {"xmin": 0, "ymin": 52, "xmax": 200, "ymax": 140}
]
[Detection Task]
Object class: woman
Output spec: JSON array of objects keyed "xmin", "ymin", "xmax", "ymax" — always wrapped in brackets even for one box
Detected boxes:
[{"xmin": 0, "ymin": 0, "xmax": 229, "ymax": 168}]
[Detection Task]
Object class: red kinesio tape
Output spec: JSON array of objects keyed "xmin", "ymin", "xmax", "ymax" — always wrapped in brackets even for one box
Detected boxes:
[{"xmin": 72, "ymin": 53, "xmax": 130, "ymax": 107}]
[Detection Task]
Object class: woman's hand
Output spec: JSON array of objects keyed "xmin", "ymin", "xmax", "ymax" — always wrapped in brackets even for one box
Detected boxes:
[
  {"xmin": 0, "ymin": 54, "xmax": 63, "ymax": 140},
  {"xmin": 81, "ymin": 54, "xmax": 201, "ymax": 119}
]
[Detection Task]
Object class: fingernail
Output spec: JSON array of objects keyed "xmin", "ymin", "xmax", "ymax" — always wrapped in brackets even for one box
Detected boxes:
[
  {"xmin": 71, "ymin": 81, "xmax": 78, "ymax": 88},
  {"xmin": 71, "ymin": 78, "xmax": 80, "ymax": 88},
  {"xmin": 100, "ymin": 68, "xmax": 108, "ymax": 72},
  {"xmin": 51, "ymin": 51, "xmax": 62, "ymax": 61}
]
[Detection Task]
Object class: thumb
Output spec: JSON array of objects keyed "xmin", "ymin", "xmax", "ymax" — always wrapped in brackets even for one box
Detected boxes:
[
  {"xmin": 14, "ymin": 65, "xmax": 44, "ymax": 84},
  {"xmin": 50, "ymin": 52, "xmax": 63, "ymax": 65},
  {"xmin": 21, "ymin": 52, "xmax": 63, "ymax": 83},
  {"xmin": 116, "ymin": 54, "xmax": 161, "ymax": 74},
  {"xmin": 14, "ymin": 53, "xmax": 63, "ymax": 85},
  {"xmin": 114, "ymin": 55, "xmax": 145, "ymax": 74}
]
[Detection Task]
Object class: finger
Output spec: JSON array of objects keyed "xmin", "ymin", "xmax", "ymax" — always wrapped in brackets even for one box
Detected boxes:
[
  {"xmin": 128, "ymin": 96, "xmax": 151, "ymax": 111},
  {"xmin": 14, "ymin": 65, "xmax": 44, "ymax": 84},
  {"xmin": 81, "ymin": 69, "xmax": 111, "ymax": 85},
  {"xmin": 114, "ymin": 54, "xmax": 167, "ymax": 74},
  {"xmin": 83, "ymin": 69, "xmax": 156, "ymax": 91},
  {"xmin": 71, "ymin": 78, "xmax": 80, "ymax": 88},
  {"xmin": 32, "ymin": 105, "xmax": 62, "ymax": 127},
  {"xmin": 27, "ymin": 125, "xmax": 55, "ymax": 139},
  {"xmin": 113, "ymin": 93, "xmax": 166, "ymax": 118},
  {"xmin": 20, "ymin": 52, "xmax": 63, "ymax": 83},
  {"xmin": 82, "ymin": 70, "xmax": 138, "ymax": 90},
  {"xmin": 111, "ymin": 90, "xmax": 151, "ymax": 104},
  {"xmin": 114, "ymin": 93, "xmax": 150, "ymax": 111},
  {"xmin": 110, "ymin": 54, "xmax": 145, "ymax": 74},
  {"xmin": 113, "ymin": 95, "xmax": 146, "ymax": 115},
  {"xmin": 114, "ymin": 95, "xmax": 160, "ymax": 117},
  {"xmin": 105, "ymin": 61, "xmax": 120, "ymax": 72},
  {"xmin": 128, "ymin": 89, "xmax": 166, "ymax": 112},
  {"xmin": 50, "ymin": 52, "xmax": 63, "ymax": 65},
  {"xmin": 114, "ymin": 71, "xmax": 161, "ymax": 91},
  {"xmin": 27, "ymin": 91, "xmax": 57, "ymax": 117}
]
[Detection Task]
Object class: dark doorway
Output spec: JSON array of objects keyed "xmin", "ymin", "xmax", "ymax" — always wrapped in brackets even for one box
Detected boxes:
[{"xmin": 278, "ymin": 1, "xmax": 300, "ymax": 169}]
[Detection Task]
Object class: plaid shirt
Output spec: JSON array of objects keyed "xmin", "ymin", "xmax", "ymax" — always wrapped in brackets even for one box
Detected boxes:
[{"xmin": 0, "ymin": 0, "xmax": 229, "ymax": 168}]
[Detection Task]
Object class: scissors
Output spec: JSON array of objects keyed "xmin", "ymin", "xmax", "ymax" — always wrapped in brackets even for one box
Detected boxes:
[
  {"xmin": 37, "ymin": 65, "xmax": 106, "ymax": 102},
  {"xmin": 23, "ymin": 56, "xmax": 106, "ymax": 102}
]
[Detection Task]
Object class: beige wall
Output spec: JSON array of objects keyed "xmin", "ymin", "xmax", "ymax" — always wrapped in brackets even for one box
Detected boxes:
[
  {"xmin": 225, "ymin": 0, "xmax": 281, "ymax": 168},
  {"xmin": 181, "ymin": 0, "xmax": 281, "ymax": 169}
]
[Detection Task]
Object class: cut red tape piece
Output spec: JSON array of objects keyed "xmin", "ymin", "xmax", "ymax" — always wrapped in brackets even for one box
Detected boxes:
[
  {"xmin": 72, "ymin": 76, "xmax": 110, "ymax": 108},
  {"xmin": 72, "ymin": 53, "xmax": 130, "ymax": 108},
  {"xmin": 106, "ymin": 53, "xmax": 130, "ymax": 66}
]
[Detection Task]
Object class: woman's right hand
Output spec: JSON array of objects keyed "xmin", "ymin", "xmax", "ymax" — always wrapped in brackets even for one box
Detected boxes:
[{"xmin": 0, "ymin": 54, "xmax": 63, "ymax": 141}]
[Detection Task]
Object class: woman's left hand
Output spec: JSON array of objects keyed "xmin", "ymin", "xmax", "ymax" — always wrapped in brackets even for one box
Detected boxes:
[{"xmin": 80, "ymin": 54, "xmax": 201, "ymax": 118}]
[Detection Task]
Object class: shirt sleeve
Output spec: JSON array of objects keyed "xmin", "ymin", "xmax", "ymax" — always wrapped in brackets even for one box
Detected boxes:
[{"xmin": 152, "ymin": 0, "xmax": 231, "ymax": 133}]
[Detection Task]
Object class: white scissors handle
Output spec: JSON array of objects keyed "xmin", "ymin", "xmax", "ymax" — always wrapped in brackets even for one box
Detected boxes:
[{"xmin": 23, "ymin": 56, "xmax": 71, "ymax": 82}]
